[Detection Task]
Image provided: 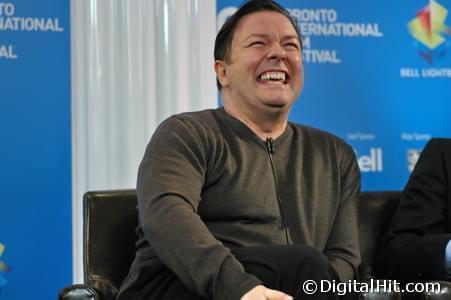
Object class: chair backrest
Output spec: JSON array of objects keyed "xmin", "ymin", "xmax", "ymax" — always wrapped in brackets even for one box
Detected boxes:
[
  {"xmin": 83, "ymin": 189, "xmax": 138, "ymax": 299},
  {"xmin": 358, "ymin": 191, "xmax": 401, "ymax": 278},
  {"xmin": 81, "ymin": 189, "xmax": 401, "ymax": 298}
]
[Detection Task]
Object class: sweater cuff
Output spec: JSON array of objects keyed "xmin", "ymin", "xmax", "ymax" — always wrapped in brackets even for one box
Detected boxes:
[
  {"xmin": 215, "ymin": 270, "xmax": 262, "ymax": 300},
  {"xmin": 329, "ymin": 256, "xmax": 356, "ymax": 281},
  {"xmin": 228, "ymin": 276, "xmax": 262, "ymax": 300}
]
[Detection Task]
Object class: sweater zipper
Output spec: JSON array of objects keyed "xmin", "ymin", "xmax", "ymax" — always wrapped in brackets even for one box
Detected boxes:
[{"xmin": 265, "ymin": 137, "xmax": 290, "ymax": 245}]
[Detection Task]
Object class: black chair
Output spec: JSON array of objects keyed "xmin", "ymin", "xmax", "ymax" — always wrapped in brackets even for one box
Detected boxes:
[
  {"xmin": 358, "ymin": 191, "xmax": 401, "ymax": 280},
  {"xmin": 58, "ymin": 190, "xmax": 451, "ymax": 300},
  {"xmin": 358, "ymin": 191, "xmax": 402, "ymax": 300},
  {"xmin": 59, "ymin": 190, "xmax": 138, "ymax": 300}
]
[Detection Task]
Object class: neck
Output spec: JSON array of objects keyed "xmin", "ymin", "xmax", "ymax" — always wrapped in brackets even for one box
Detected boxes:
[{"xmin": 223, "ymin": 104, "xmax": 288, "ymax": 141}]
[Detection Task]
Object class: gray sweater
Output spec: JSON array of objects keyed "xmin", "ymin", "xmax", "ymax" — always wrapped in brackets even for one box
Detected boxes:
[{"xmin": 122, "ymin": 108, "xmax": 361, "ymax": 299}]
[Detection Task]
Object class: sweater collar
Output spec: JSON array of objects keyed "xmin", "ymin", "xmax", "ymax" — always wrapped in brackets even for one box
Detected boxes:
[{"xmin": 217, "ymin": 107, "xmax": 293, "ymax": 151}]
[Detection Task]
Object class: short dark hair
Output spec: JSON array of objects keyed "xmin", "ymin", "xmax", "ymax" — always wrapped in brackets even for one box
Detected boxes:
[{"xmin": 214, "ymin": 0, "xmax": 301, "ymax": 90}]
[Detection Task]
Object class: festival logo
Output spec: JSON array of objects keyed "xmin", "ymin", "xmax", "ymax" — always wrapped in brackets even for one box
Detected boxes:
[
  {"xmin": 0, "ymin": 243, "xmax": 12, "ymax": 294},
  {"xmin": 407, "ymin": 0, "xmax": 451, "ymax": 63}
]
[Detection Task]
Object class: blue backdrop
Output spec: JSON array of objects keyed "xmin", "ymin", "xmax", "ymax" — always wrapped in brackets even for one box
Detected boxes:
[
  {"xmin": 0, "ymin": 0, "xmax": 71, "ymax": 298},
  {"xmin": 217, "ymin": 0, "xmax": 451, "ymax": 190}
]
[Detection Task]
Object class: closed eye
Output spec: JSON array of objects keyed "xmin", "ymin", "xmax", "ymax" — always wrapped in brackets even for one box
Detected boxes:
[
  {"xmin": 284, "ymin": 42, "xmax": 300, "ymax": 50},
  {"xmin": 249, "ymin": 41, "xmax": 266, "ymax": 47}
]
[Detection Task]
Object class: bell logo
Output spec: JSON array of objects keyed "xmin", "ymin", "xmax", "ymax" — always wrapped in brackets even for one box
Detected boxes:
[{"xmin": 356, "ymin": 148, "xmax": 383, "ymax": 172}]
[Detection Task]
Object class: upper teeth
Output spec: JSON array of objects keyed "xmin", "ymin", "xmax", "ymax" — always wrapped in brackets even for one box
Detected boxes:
[{"xmin": 260, "ymin": 72, "xmax": 286, "ymax": 81}]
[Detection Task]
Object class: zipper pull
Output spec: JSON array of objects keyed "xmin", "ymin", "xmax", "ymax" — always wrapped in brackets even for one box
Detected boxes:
[{"xmin": 265, "ymin": 137, "xmax": 275, "ymax": 154}]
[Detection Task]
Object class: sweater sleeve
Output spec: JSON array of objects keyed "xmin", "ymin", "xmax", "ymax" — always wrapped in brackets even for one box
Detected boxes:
[
  {"xmin": 137, "ymin": 117, "xmax": 262, "ymax": 300},
  {"xmin": 324, "ymin": 142, "xmax": 361, "ymax": 281}
]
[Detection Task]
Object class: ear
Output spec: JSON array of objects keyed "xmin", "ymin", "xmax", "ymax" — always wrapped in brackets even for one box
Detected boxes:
[{"xmin": 214, "ymin": 60, "xmax": 229, "ymax": 88}]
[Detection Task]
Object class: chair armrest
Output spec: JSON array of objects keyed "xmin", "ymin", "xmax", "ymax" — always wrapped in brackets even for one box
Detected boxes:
[
  {"xmin": 359, "ymin": 278, "xmax": 451, "ymax": 299},
  {"xmin": 422, "ymin": 281, "xmax": 451, "ymax": 300},
  {"xmin": 58, "ymin": 284, "xmax": 100, "ymax": 300},
  {"xmin": 58, "ymin": 275, "xmax": 119, "ymax": 300},
  {"xmin": 359, "ymin": 276, "xmax": 402, "ymax": 300}
]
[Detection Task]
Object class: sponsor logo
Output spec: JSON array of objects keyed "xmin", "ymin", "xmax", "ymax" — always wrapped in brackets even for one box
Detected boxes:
[
  {"xmin": 407, "ymin": 149, "xmax": 422, "ymax": 172},
  {"xmin": 356, "ymin": 148, "xmax": 383, "ymax": 173},
  {"xmin": 407, "ymin": 0, "xmax": 451, "ymax": 63},
  {"xmin": 0, "ymin": 243, "xmax": 11, "ymax": 294}
]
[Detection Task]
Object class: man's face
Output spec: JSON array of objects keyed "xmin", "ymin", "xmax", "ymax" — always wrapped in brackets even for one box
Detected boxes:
[{"xmin": 217, "ymin": 11, "xmax": 304, "ymax": 115}]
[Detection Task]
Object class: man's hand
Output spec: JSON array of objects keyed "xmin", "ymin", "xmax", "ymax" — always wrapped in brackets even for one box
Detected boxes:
[{"xmin": 240, "ymin": 285, "xmax": 293, "ymax": 300}]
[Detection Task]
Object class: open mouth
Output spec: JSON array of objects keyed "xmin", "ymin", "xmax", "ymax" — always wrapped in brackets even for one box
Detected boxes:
[{"xmin": 257, "ymin": 71, "xmax": 289, "ymax": 84}]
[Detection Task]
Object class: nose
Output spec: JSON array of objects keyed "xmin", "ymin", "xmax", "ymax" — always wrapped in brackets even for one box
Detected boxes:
[{"xmin": 267, "ymin": 42, "xmax": 286, "ymax": 60}]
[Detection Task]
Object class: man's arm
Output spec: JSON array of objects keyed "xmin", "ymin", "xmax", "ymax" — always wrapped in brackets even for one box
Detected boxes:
[
  {"xmin": 376, "ymin": 138, "xmax": 451, "ymax": 281},
  {"xmin": 137, "ymin": 117, "xmax": 262, "ymax": 299},
  {"xmin": 324, "ymin": 142, "xmax": 361, "ymax": 281}
]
